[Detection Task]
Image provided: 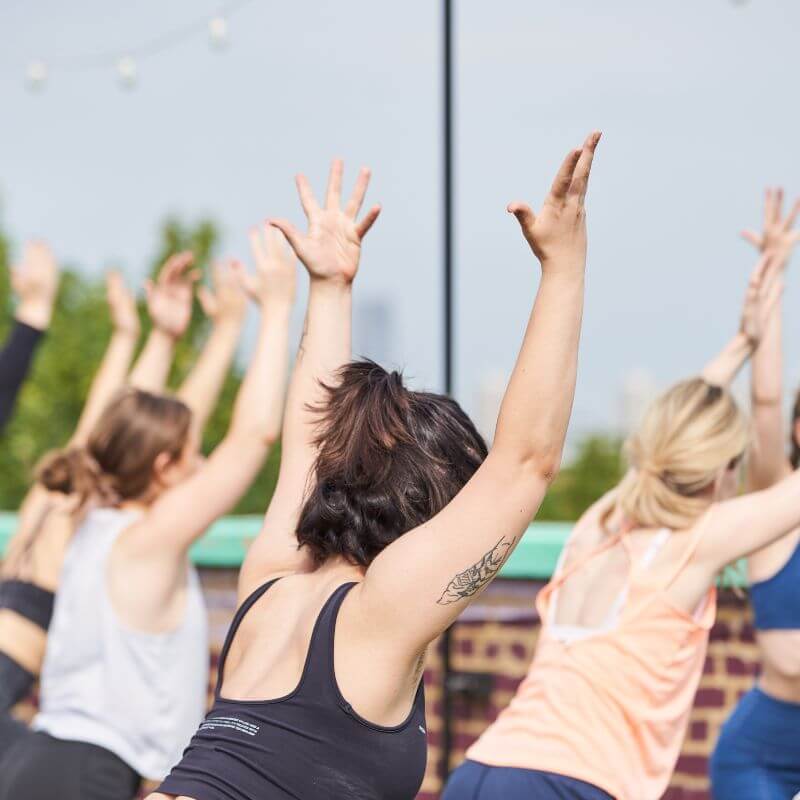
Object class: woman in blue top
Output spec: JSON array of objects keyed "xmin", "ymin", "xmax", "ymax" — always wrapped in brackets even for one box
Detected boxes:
[{"xmin": 711, "ymin": 189, "xmax": 800, "ymax": 800}]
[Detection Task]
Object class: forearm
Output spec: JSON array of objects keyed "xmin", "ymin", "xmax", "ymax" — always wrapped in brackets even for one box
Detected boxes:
[
  {"xmin": 493, "ymin": 271, "xmax": 585, "ymax": 477},
  {"xmin": 177, "ymin": 320, "xmax": 242, "ymax": 435},
  {"xmin": 0, "ymin": 320, "xmax": 45, "ymax": 430},
  {"xmin": 749, "ymin": 306, "xmax": 786, "ymax": 489},
  {"xmin": 70, "ymin": 330, "xmax": 138, "ymax": 446},
  {"xmin": 128, "ymin": 329, "xmax": 176, "ymax": 393},
  {"xmin": 284, "ymin": 281, "xmax": 352, "ymax": 451},
  {"xmin": 230, "ymin": 300, "xmax": 292, "ymax": 443},
  {"xmin": 702, "ymin": 332, "xmax": 753, "ymax": 387}
]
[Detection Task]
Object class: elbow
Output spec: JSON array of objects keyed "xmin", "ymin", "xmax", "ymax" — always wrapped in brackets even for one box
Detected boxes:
[{"xmin": 494, "ymin": 445, "xmax": 563, "ymax": 486}]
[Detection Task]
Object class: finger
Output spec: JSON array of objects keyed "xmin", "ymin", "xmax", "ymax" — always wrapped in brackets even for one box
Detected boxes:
[
  {"xmin": 355, "ymin": 204, "xmax": 382, "ymax": 239},
  {"xmin": 295, "ymin": 174, "xmax": 320, "ymax": 219},
  {"xmin": 325, "ymin": 158, "xmax": 344, "ymax": 209},
  {"xmin": 568, "ymin": 131, "xmax": 602, "ymax": 204},
  {"xmin": 267, "ymin": 218, "xmax": 304, "ymax": 254},
  {"xmin": 763, "ymin": 188, "xmax": 774, "ymax": 231},
  {"xmin": 783, "ymin": 199, "xmax": 800, "ymax": 232},
  {"xmin": 345, "ymin": 167, "xmax": 372, "ymax": 218},
  {"xmin": 143, "ymin": 279, "xmax": 155, "ymax": 305},
  {"xmin": 211, "ymin": 259, "xmax": 225, "ymax": 287},
  {"xmin": 230, "ymin": 261, "xmax": 258, "ymax": 300},
  {"xmin": 774, "ymin": 187, "xmax": 784, "ymax": 225},
  {"xmin": 249, "ymin": 226, "xmax": 267, "ymax": 267},
  {"xmin": 741, "ymin": 230, "xmax": 763, "ymax": 249},
  {"xmin": 197, "ymin": 286, "xmax": 216, "ymax": 317},
  {"xmin": 548, "ymin": 147, "xmax": 583, "ymax": 202},
  {"xmin": 507, "ymin": 201, "xmax": 536, "ymax": 232}
]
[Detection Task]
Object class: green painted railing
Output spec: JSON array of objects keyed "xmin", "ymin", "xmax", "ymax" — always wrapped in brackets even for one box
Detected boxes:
[
  {"xmin": 0, "ymin": 512, "xmax": 565, "ymax": 578},
  {"xmin": 0, "ymin": 512, "xmax": 745, "ymax": 585}
]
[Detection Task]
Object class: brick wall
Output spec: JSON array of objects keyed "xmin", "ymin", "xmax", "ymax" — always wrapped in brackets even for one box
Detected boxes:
[{"xmin": 11, "ymin": 569, "xmax": 758, "ymax": 799}]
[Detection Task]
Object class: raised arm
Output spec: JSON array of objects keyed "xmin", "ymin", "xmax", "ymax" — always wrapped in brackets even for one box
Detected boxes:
[
  {"xmin": 239, "ymin": 160, "xmax": 381, "ymax": 594},
  {"xmin": 128, "ymin": 251, "xmax": 195, "ymax": 392},
  {"xmin": 0, "ymin": 241, "xmax": 60, "ymax": 430},
  {"xmin": 359, "ymin": 132, "xmax": 601, "ymax": 654},
  {"xmin": 747, "ymin": 189, "xmax": 799, "ymax": 490},
  {"xmin": 70, "ymin": 272, "xmax": 140, "ymax": 446},
  {"xmin": 125, "ymin": 233, "xmax": 296, "ymax": 558},
  {"xmin": 177, "ymin": 259, "xmax": 246, "ymax": 438}
]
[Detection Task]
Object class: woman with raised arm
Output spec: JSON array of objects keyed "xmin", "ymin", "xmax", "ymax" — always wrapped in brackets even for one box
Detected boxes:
[
  {"xmin": 442, "ymin": 247, "xmax": 793, "ymax": 800},
  {"xmin": 152, "ymin": 135, "xmax": 600, "ymax": 800},
  {"xmin": 711, "ymin": 190, "xmax": 800, "ymax": 800},
  {"xmin": 0, "ymin": 269, "xmax": 139, "ymax": 714},
  {"xmin": 0, "ymin": 241, "xmax": 292, "ymax": 800},
  {"xmin": 0, "ymin": 241, "xmax": 60, "ymax": 432}
]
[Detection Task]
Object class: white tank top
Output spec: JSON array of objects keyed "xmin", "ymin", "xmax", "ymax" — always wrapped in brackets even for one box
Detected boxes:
[{"xmin": 33, "ymin": 506, "xmax": 208, "ymax": 780}]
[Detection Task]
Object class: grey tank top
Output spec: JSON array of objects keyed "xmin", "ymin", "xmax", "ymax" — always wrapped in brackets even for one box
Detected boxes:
[{"xmin": 33, "ymin": 507, "xmax": 208, "ymax": 780}]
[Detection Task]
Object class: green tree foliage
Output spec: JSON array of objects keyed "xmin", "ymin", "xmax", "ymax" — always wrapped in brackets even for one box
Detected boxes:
[
  {"xmin": 0, "ymin": 217, "xmax": 280, "ymax": 513},
  {"xmin": 538, "ymin": 434, "xmax": 625, "ymax": 521}
]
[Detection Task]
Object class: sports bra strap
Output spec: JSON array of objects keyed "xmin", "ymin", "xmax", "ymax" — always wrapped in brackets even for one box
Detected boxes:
[{"xmin": 214, "ymin": 577, "xmax": 282, "ymax": 697}]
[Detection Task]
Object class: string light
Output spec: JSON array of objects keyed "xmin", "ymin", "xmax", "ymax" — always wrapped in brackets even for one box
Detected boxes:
[
  {"xmin": 22, "ymin": 0, "xmax": 253, "ymax": 93},
  {"xmin": 209, "ymin": 17, "xmax": 229, "ymax": 49},
  {"xmin": 26, "ymin": 60, "xmax": 48, "ymax": 92},
  {"xmin": 116, "ymin": 56, "xmax": 138, "ymax": 90}
]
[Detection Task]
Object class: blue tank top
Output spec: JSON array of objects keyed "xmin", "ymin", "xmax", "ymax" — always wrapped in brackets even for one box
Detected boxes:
[
  {"xmin": 158, "ymin": 579, "xmax": 428, "ymax": 800},
  {"xmin": 750, "ymin": 539, "xmax": 800, "ymax": 630}
]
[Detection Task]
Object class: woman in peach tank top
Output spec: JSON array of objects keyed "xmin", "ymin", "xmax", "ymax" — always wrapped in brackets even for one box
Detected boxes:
[{"xmin": 444, "ymin": 251, "xmax": 800, "ymax": 800}]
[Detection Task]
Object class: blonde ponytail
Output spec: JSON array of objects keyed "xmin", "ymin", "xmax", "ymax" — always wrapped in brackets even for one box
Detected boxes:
[{"xmin": 617, "ymin": 378, "xmax": 749, "ymax": 530}]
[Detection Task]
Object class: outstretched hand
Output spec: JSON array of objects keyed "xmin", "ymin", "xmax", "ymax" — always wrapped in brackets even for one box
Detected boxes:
[
  {"xmin": 198, "ymin": 260, "xmax": 248, "ymax": 324},
  {"xmin": 508, "ymin": 131, "xmax": 601, "ymax": 275},
  {"xmin": 742, "ymin": 188, "xmax": 800, "ymax": 268},
  {"xmin": 242, "ymin": 224, "xmax": 297, "ymax": 307},
  {"xmin": 11, "ymin": 241, "xmax": 61, "ymax": 330},
  {"xmin": 268, "ymin": 159, "xmax": 381, "ymax": 285},
  {"xmin": 144, "ymin": 251, "xmax": 198, "ymax": 339},
  {"xmin": 740, "ymin": 252, "xmax": 783, "ymax": 348},
  {"xmin": 106, "ymin": 271, "xmax": 140, "ymax": 337}
]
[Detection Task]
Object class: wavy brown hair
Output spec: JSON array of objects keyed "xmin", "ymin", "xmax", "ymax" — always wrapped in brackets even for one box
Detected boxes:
[{"xmin": 296, "ymin": 360, "xmax": 488, "ymax": 567}]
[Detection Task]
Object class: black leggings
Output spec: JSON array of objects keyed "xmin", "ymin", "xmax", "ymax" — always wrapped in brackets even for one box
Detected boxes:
[{"xmin": 0, "ymin": 713, "xmax": 140, "ymax": 800}]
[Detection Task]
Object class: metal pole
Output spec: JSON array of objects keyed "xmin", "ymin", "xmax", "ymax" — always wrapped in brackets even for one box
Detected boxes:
[{"xmin": 440, "ymin": 0, "xmax": 455, "ymax": 786}]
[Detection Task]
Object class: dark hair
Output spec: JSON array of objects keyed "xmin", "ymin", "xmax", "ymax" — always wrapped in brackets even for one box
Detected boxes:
[
  {"xmin": 792, "ymin": 389, "xmax": 800, "ymax": 469},
  {"xmin": 37, "ymin": 387, "xmax": 192, "ymax": 509},
  {"xmin": 296, "ymin": 360, "xmax": 488, "ymax": 567}
]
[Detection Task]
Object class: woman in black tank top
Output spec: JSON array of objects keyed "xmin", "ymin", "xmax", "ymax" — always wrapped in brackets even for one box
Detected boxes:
[{"xmin": 154, "ymin": 137, "xmax": 601, "ymax": 800}]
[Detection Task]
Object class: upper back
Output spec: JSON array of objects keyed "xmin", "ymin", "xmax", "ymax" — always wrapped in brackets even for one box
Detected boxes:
[{"xmin": 34, "ymin": 506, "xmax": 209, "ymax": 780}]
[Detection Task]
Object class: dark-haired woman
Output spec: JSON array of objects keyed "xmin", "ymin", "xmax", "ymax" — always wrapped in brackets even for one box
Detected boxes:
[
  {"xmin": 0, "ymin": 267, "xmax": 139, "ymax": 714},
  {"xmin": 0, "ymin": 241, "xmax": 60, "ymax": 432},
  {"xmin": 711, "ymin": 189, "xmax": 800, "ymax": 799},
  {"xmin": 0, "ymin": 239, "xmax": 295, "ymax": 800},
  {"xmin": 152, "ymin": 135, "xmax": 600, "ymax": 800}
]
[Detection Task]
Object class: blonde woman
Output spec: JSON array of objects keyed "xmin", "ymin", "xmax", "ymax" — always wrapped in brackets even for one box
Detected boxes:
[
  {"xmin": 444, "ymin": 253, "xmax": 792, "ymax": 800},
  {"xmin": 711, "ymin": 190, "xmax": 800, "ymax": 799}
]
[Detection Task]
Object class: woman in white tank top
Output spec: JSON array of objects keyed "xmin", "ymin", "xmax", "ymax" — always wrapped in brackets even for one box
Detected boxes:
[{"xmin": 0, "ymin": 235, "xmax": 296, "ymax": 800}]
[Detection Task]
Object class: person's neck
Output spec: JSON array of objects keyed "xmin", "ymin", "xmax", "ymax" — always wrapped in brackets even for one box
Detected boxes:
[{"xmin": 315, "ymin": 555, "xmax": 366, "ymax": 582}]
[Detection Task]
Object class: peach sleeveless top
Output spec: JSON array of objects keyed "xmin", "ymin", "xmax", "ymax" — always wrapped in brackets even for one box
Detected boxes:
[{"xmin": 467, "ymin": 515, "xmax": 716, "ymax": 800}]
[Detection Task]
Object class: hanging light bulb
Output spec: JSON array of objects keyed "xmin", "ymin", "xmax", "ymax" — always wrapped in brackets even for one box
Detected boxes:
[
  {"xmin": 209, "ymin": 16, "xmax": 229, "ymax": 49},
  {"xmin": 26, "ymin": 60, "xmax": 48, "ymax": 92},
  {"xmin": 116, "ymin": 55, "xmax": 138, "ymax": 89}
]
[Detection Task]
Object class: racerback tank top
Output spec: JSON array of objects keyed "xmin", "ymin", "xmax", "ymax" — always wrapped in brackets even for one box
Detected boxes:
[
  {"xmin": 158, "ymin": 578, "xmax": 428, "ymax": 800},
  {"xmin": 33, "ymin": 507, "xmax": 208, "ymax": 780}
]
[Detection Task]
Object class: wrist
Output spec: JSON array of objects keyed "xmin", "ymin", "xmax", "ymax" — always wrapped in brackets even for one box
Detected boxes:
[
  {"xmin": 15, "ymin": 299, "xmax": 54, "ymax": 331},
  {"xmin": 113, "ymin": 326, "xmax": 140, "ymax": 341},
  {"xmin": 150, "ymin": 326, "xmax": 180, "ymax": 345},
  {"xmin": 309, "ymin": 275, "xmax": 354, "ymax": 294},
  {"xmin": 212, "ymin": 316, "xmax": 245, "ymax": 335}
]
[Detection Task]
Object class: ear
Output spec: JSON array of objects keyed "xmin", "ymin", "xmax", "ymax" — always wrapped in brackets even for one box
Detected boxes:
[
  {"xmin": 793, "ymin": 417, "xmax": 800, "ymax": 452},
  {"xmin": 151, "ymin": 451, "xmax": 173, "ymax": 486}
]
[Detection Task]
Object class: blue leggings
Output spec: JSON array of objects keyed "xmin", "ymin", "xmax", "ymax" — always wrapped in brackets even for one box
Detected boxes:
[
  {"xmin": 711, "ymin": 687, "xmax": 800, "ymax": 800},
  {"xmin": 442, "ymin": 760, "xmax": 613, "ymax": 800}
]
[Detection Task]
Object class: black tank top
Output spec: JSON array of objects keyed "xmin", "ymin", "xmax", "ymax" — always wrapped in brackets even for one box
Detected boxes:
[{"xmin": 158, "ymin": 579, "xmax": 428, "ymax": 800}]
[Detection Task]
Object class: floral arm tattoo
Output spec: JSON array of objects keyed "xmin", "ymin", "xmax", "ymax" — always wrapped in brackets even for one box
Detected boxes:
[{"xmin": 437, "ymin": 535, "xmax": 517, "ymax": 605}]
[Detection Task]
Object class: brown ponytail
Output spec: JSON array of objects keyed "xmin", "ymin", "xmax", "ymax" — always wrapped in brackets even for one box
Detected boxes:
[{"xmin": 35, "ymin": 387, "xmax": 192, "ymax": 509}]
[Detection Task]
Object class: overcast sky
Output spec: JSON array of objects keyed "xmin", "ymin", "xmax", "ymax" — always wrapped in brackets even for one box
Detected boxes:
[{"xmin": 3, "ymin": 0, "xmax": 800, "ymax": 443}]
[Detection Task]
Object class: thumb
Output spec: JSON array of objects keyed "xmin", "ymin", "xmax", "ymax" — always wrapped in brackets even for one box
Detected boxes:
[
  {"xmin": 508, "ymin": 202, "xmax": 536, "ymax": 233},
  {"xmin": 197, "ymin": 286, "xmax": 217, "ymax": 317},
  {"xmin": 267, "ymin": 218, "xmax": 303, "ymax": 255},
  {"xmin": 741, "ymin": 230, "xmax": 763, "ymax": 249}
]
